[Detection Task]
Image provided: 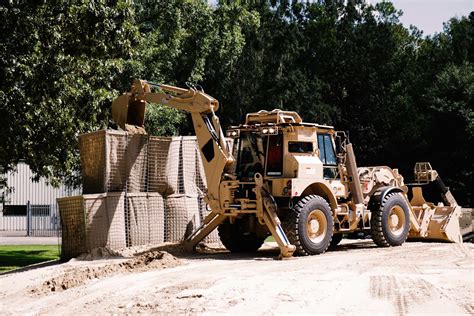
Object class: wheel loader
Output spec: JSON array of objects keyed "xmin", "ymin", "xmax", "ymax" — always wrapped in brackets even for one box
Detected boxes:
[{"xmin": 112, "ymin": 79, "xmax": 465, "ymax": 258}]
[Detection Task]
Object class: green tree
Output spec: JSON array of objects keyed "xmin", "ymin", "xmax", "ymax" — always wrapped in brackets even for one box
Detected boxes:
[
  {"xmin": 0, "ymin": 2, "xmax": 141, "ymax": 187},
  {"xmin": 424, "ymin": 63, "xmax": 474, "ymax": 205},
  {"xmin": 144, "ymin": 104, "xmax": 185, "ymax": 136}
]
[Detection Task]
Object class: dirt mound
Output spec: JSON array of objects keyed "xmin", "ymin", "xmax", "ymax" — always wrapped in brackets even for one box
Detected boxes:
[
  {"xmin": 74, "ymin": 242, "xmax": 196, "ymax": 260},
  {"xmin": 31, "ymin": 251, "xmax": 181, "ymax": 295}
]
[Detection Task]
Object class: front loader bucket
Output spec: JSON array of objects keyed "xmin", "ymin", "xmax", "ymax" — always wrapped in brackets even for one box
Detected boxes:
[
  {"xmin": 112, "ymin": 94, "xmax": 146, "ymax": 130},
  {"xmin": 408, "ymin": 185, "xmax": 463, "ymax": 243}
]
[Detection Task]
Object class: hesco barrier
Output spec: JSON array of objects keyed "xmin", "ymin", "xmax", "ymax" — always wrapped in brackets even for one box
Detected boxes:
[
  {"xmin": 60, "ymin": 130, "xmax": 226, "ymax": 259},
  {"xmin": 58, "ymin": 192, "xmax": 165, "ymax": 259},
  {"xmin": 198, "ymin": 194, "xmax": 221, "ymax": 244},
  {"xmin": 147, "ymin": 136, "xmax": 181, "ymax": 195},
  {"xmin": 57, "ymin": 193, "xmax": 126, "ymax": 259},
  {"xmin": 58, "ymin": 192, "xmax": 225, "ymax": 259},
  {"xmin": 78, "ymin": 130, "xmax": 148, "ymax": 193},
  {"xmin": 126, "ymin": 192, "xmax": 164, "ymax": 246},
  {"xmin": 78, "ymin": 131, "xmax": 204, "ymax": 196},
  {"xmin": 164, "ymin": 194, "xmax": 200, "ymax": 242}
]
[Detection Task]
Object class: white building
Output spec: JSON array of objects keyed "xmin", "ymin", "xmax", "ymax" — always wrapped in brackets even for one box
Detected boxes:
[{"xmin": 1, "ymin": 163, "xmax": 81, "ymax": 235}]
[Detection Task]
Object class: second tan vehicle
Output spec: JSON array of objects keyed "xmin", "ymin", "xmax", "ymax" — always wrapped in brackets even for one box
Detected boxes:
[{"xmin": 112, "ymin": 80, "xmax": 464, "ymax": 258}]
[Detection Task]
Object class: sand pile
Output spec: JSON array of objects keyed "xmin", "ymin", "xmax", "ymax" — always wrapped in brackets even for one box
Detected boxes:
[{"xmin": 31, "ymin": 251, "xmax": 181, "ymax": 294}]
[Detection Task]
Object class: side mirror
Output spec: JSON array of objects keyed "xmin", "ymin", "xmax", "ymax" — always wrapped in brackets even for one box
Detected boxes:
[{"xmin": 335, "ymin": 135, "xmax": 343, "ymax": 154}]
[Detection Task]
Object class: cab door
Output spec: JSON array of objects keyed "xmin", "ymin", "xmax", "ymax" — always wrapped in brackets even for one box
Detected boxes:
[{"xmin": 317, "ymin": 134, "xmax": 338, "ymax": 179}]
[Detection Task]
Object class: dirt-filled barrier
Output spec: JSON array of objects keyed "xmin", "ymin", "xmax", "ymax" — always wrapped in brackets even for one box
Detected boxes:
[
  {"xmin": 164, "ymin": 194, "xmax": 200, "ymax": 242},
  {"xmin": 61, "ymin": 131, "xmax": 225, "ymax": 259},
  {"xmin": 58, "ymin": 192, "xmax": 165, "ymax": 259},
  {"xmin": 147, "ymin": 136, "xmax": 181, "ymax": 195},
  {"xmin": 57, "ymin": 193, "xmax": 126, "ymax": 259},
  {"xmin": 78, "ymin": 130, "xmax": 147, "ymax": 193},
  {"xmin": 127, "ymin": 192, "xmax": 165, "ymax": 246}
]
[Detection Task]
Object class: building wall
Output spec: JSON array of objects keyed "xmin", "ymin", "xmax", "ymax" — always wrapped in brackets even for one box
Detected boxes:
[
  {"xmin": 2, "ymin": 163, "xmax": 80, "ymax": 206},
  {"xmin": 1, "ymin": 163, "xmax": 81, "ymax": 233}
]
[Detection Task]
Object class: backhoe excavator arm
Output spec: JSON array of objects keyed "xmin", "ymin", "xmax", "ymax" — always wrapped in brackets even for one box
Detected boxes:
[
  {"xmin": 112, "ymin": 80, "xmax": 296, "ymax": 258},
  {"xmin": 112, "ymin": 79, "xmax": 233, "ymax": 210}
]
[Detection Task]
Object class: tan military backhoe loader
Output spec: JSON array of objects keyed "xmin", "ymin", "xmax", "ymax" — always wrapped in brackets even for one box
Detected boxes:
[{"xmin": 112, "ymin": 80, "xmax": 464, "ymax": 258}]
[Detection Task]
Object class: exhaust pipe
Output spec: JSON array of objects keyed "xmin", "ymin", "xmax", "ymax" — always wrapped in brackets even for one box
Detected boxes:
[{"xmin": 345, "ymin": 143, "xmax": 364, "ymax": 205}]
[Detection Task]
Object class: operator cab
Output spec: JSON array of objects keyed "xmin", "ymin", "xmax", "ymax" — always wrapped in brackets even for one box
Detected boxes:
[
  {"xmin": 229, "ymin": 129, "xmax": 284, "ymax": 181},
  {"xmin": 226, "ymin": 109, "xmax": 340, "ymax": 182}
]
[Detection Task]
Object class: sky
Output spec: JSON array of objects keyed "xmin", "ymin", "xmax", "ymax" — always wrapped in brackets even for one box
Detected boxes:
[{"xmin": 372, "ymin": 0, "xmax": 474, "ymax": 35}]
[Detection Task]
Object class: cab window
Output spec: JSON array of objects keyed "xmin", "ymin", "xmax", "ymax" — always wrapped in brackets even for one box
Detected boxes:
[
  {"xmin": 317, "ymin": 134, "xmax": 336, "ymax": 165},
  {"xmin": 236, "ymin": 133, "xmax": 267, "ymax": 180},
  {"xmin": 318, "ymin": 134, "xmax": 338, "ymax": 179},
  {"xmin": 288, "ymin": 142, "xmax": 313, "ymax": 153}
]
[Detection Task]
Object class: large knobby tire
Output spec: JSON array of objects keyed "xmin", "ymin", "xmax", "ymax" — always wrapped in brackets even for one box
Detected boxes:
[
  {"xmin": 283, "ymin": 195, "xmax": 334, "ymax": 256},
  {"xmin": 329, "ymin": 233, "xmax": 343, "ymax": 250},
  {"xmin": 370, "ymin": 192, "xmax": 410, "ymax": 247},
  {"xmin": 218, "ymin": 219, "xmax": 265, "ymax": 253}
]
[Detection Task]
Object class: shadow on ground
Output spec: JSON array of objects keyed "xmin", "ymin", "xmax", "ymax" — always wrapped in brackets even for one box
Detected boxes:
[{"xmin": 135, "ymin": 239, "xmax": 379, "ymax": 261}]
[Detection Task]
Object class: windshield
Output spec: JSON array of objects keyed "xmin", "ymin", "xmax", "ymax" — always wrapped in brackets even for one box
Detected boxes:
[{"xmin": 236, "ymin": 133, "xmax": 267, "ymax": 180}]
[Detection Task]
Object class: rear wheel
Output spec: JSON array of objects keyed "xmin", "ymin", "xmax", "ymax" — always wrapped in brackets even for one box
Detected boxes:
[
  {"xmin": 283, "ymin": 195, "xmax": 334, "ymax": 256},
  {"xmin": 370, "ymin": 192, "xmax": 410, "ymax": 247},
  {"xmin": 329, "ymin": 233, "xmax": 343, "ymax": 249},
  {"xmin": 218, "ymin": 218, "xmax": 266, "ymax": 253}
]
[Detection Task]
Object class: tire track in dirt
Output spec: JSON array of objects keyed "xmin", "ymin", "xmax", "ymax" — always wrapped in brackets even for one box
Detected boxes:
[
  {"xmin": 108, "ymin": 279, "xmax": 217, "ymax": 314},
  {"xmin": 450, "ymin": 243, "xmax": 474, "ymax": 259},
  {"xmin": 369, "ymin": 275, "xmax": 437, "ymax": 315}
]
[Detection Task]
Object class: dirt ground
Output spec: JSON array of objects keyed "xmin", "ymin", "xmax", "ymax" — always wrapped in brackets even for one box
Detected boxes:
[{"xmin": 0, "ymin": 239, "xmax": 472, "ymax": 315}]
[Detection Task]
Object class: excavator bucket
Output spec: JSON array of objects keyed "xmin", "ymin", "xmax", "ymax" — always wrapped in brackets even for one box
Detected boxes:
[
  {"xmin": 111, "ymin": 94, "xmax": 146, "ymax": 130},
  {"xmin": 407, "ymin": 163, "xmax": 463, "ymax": 243}
]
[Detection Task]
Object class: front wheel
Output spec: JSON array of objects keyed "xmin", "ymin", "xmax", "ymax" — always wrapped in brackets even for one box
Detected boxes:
[
  {"xmin": 218, "ymin": 218, "xmax": 266, "ymax": 253},
  {"xmin": 370, "ymin": 192, "xmax": 410, "ymax": 247},
  {"xmin": 283, "ymin": 195, "xmax": 334, "ymax": 256}
]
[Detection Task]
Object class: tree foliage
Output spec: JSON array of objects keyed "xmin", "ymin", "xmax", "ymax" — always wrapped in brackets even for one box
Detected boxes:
[
  {"xmin": 1, "ymin": 1, "xmax": 472, "ymax": 205},
  {"xmin": 0, "ymin": 2, "xmax": 140, "ymax": 186}
]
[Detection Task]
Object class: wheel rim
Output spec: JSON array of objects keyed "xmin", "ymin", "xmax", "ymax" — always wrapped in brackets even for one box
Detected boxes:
[
  {"xmin": 306, "ymin": 209, "xmax": 327, "ymax": 244},
  {"xmin": 388, "ymin": 205, "xmax": 405, "ymax": 237}
]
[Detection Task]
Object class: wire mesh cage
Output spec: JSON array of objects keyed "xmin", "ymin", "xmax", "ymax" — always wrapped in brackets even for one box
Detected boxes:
[
  {"xmin": 125, "ymin": 192, "xmax": 165, "ymax": 246},
  {"xmin": 57, "ymin": 193, "xmax": 126, "ymax": 259},
  {"xmin": 70, "ymin": 131, "xmax": 228, "ymax": 256},
  {"xmin": 197, "ymin": 194, "xmax": 222, "ymax": 245},
  {"xmin": 164, "ymin": 194, "xmax": 200, "ymax": 242},
  {"xmin": 57, "ymin": 196, "xmax": 87, "ymax": 259},
  {"xmin": 147, "ymin": 136, "xmax": 181, "ymax": 196},
  {"xmin": 78, "ymin": 130, "xmax": 107, "ymax": 194},
  {"xmin": 148, "ymin": 192, "xmax": 165, "ymax": 245},
  {"xmin": 78, "ymin": 130, "xmax": 148, "ymax": 194},
  {"xmin": 104, "ymin": 192, "xmax": 127, "ymax": 249},
  {"xmin": 126, "ymin": 134, "xmax": 148, "ymax": 192},
  {"xmin": 182, "ymin": 136, "xmax": 200, "ymax": 195}
]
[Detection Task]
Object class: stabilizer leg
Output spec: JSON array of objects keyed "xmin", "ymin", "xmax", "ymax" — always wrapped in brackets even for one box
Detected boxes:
[
  {"xmin": 182, "ymin": 211, "xmax": 227, "ymax": 251},
  {"xmin": 261, "ymin": 204, "xmax": 296, "ymax": 259},
  {"xmin": 254, "ymin": 173, "xmax": 295, "ymax": 258}
]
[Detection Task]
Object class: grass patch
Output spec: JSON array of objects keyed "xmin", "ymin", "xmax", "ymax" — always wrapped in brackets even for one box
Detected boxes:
[{"xmin": 0, "ymin": 245, "xmax": 60, "ymax": 273}]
